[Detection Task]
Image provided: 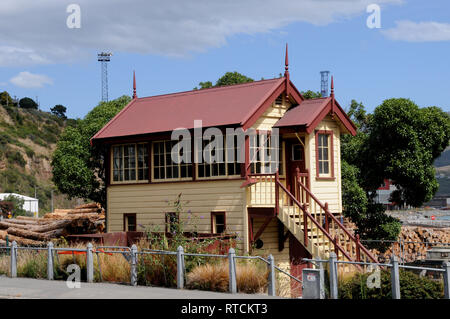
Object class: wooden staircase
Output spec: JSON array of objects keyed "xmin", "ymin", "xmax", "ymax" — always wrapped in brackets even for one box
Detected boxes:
[{"xmin": 273, "ymin": 169, "xmax": 378, "ymax": 265}]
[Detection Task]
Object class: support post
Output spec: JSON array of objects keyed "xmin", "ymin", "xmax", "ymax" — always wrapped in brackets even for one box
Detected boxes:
[
  {"xmin": 302, "ymin": 204, "xmax": 308, "ymax": 247},
  {"xmin": 228, "ymin": 248, "xmax": 237, "ymax": 294},
  {"xmin": 390, "ymin": 255, "xmax": 400, "ymax": 299},
  {"xmin": 47, "ymin": 242, "xmax": 54, "ymax": 280},
  {"xmin": 355, "ymin": 234, "xmax": 361, "ymax": 262},
  {"xmin": 443, "ymin": 262, "xmax": 450, "ymax": 299},
  {"xmin": 324, "ymin": 203, "xmax": 329, "ymax": 232},
  {"xmin": 275, "ymin": 170, "xmax": 279, "ymax": 215},
  {"xmin": 177, "ymin": 246, "xmax": 185, "ymax": 289},
  {"xmin": 329, "ymin": 252, "xmax": 338, "ymax": 299},
  {"xmin": 86, "ymin": 243, "xmax": 94, "ymax": 283},
  {"xmin": 10, "ymin": 241, "xmax": 17, "ymax": 278},
  {"xmin": 267, "ymin": 254, "xmax": 276, "ymax": 296},
  {"xmin": 130, "ymin": 244, "xmax": 138, "ymax": 286}
]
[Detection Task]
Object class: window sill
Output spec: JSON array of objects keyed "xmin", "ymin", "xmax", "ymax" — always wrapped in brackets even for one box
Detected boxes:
[{"xmin": 315, "ymin": 176, "xmax": 336, "ymax": 181}]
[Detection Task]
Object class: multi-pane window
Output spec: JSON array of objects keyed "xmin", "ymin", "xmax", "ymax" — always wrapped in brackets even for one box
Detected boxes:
[
  {"xmin": 249, "ymin": 134, "xmax": 283, "ymax": 174},
  {"xmin": 112, "ymin": 144, "xmax": 148, "ymax": 182},
  {"xmin": 153, "ymin": 140, "xmax": 192, "ymax": 180},
  {"xmin": 165, "ymin": 212, "xmax": 179, "ymax": 233},
  {"xmin": 197, "ymin": 135, "xmax": 241, "ymax": 178},
  {"xmin": 317, "ymin": 133, "xmax": 331, "ymax": 175},
  {"xmin": 211, "ymin": 212, "xmax": 226, "ymax": 234},
  {"xmin": 124, "ymin": 214, "xmax": 137, "ymax": 231}
]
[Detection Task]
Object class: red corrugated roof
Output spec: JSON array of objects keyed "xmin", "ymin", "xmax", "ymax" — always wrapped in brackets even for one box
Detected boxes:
[
  {"xmin": 274, "ymin": 97, "xmax": 331, "ymax": 128},
  {"xmin": 92, "ymin": 78, "xmax": 285, "ymax": 141}
]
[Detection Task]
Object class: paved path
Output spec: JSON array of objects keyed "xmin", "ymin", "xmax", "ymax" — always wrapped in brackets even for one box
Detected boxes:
[{"xmin": 0, "ymin": 276, "xmax": 277, "ymax": 299}]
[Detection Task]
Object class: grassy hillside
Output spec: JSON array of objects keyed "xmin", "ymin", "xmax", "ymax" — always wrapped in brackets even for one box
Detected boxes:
[{"xmin": 0, "ymin": 105, "xmax": 78, "ymax": 214}]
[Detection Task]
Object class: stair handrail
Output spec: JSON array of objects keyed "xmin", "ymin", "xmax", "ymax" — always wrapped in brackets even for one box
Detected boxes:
[
  {"xmin": 275, "ymin": 175, "xmax": 355, "ymax": 263},
  {"xmin": 295, "ymin": 177, "xmax": 378, "ymax": 263}
]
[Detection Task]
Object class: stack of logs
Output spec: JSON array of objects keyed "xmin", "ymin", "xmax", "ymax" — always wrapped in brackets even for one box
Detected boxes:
[
  {"xmin": 371, "ymin": 226, "xmax": 450, "ymax": 263},
  {"xmin": 0, "ymin": 203, "xmax": 105, "ymax": 246}
]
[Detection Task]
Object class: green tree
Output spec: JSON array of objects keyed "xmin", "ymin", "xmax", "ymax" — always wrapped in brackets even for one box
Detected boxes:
[
  {"xmin": 0, "ymin": 91, "xmax": 15, "ymax": 107},
  {"xmin": 51, "ymin": 96, "xmax": 131, "ymax": 207},
  {"xmin": 3, "ymin": 194, "xmax": 28, "ymax": 217},
  {"xmin": 301, "ymin": 90, "xmax": 322, "ymax": 99},
  {"xmin": 195, "ymin": 72, "xmax": 254, "ymax": 90},
  {"xmin": 340, "ymin": 98, "xmax": 450, "ymax": 250},
  {"xmin": 50, "ymin": 104, "xmax": 67, "ymax": 119},
  {"xmin": 18, "ymin": 97, "xmax": 38, "ymax": 109}
]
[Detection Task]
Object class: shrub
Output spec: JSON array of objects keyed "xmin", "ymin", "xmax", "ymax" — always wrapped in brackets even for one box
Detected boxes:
[
  {"xmin": 339, "ymin": 269, "xmax": 444, "ymax": 299},
  {"xmin": 186, "ymin": 261, "xmax": 268, "ymax": 294}
]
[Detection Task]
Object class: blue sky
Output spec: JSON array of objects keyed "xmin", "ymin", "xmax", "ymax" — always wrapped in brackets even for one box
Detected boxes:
[{"xmin": 0, "ymin": 0, "xmax": 449, "ymax": 119}]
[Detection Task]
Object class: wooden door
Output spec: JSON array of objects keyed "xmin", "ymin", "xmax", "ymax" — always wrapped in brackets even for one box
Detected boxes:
[{"xmin": 284, "ymin": 139, "xmax": 306, "ymax": 199}]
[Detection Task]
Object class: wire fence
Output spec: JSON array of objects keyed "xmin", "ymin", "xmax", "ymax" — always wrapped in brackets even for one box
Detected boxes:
[
  {"xmin": 1, "ymin": 241, "xmax": 301, "ymax": 298},
  {"xmin": 302, "ymin": 252, "xmax": 450, "ymax": 299}
]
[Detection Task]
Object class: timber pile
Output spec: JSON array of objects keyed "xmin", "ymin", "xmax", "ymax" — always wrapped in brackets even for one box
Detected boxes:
[
  {"xmin": 0, "ymin": 203, "xmax": 105, "ymax": 246},
  {"xmin": 371, "ymin": 226, "xmax": 450, "ymax": 262}
]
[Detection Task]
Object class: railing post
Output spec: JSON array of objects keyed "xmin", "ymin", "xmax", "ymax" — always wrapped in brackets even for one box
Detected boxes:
[
  {"xmin": 177, "ymin": 246, "xmax": 185, "ymax": 289},
  {"xmin": 295, "ymin": 167, "xmax": 300, "ymax": 200},
  {"xmin": 86, "ymin": 243, "xmax": 94, "ymax": 283},
  {"xmin": 355, "ymin": 234, "xmax": 361, "ymax": 262},
  {"xmin": 390, "ymin": 255, "xmax": 400, "ymax": 299},
  {"xmin": 47, "ymin": 242, "xmax": 54, "ymax": 280},
  {"xmin": 130, "ymin": 244, "xmax": 138, "ymax": 286},
  {"xmin": 302, "ymin": 204, "xmax": 308, "ymax": 247},
  {"xmin": 329, "ymin": 252, "xmax": 338, "ymax": 299},
  {"xmin": 333, "ymin": 236, "xmax": 339, "ymax": 258},
  {"xmin": 443, "ymin": 261, "xmax": 450, "ymax": 299},
  {"xmin": 267, "ymin": 254, "xmax": 276, "ymax": 296},
  {"xmin": 324, "ymin": 203, "xmax": 329, "ymax": 232},
  {"xmin": 228, "ymin": 248, "xmax": 237, "ymax": 294},
  {"xmin": 10, "ymin": 241, "xmax": 17, "ymax": 278},
  {"xmin": 275, "ymin": 170, "xmax": 279, "ymax": 215}
]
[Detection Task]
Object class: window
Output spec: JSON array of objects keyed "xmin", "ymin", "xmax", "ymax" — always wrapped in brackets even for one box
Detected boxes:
[
  {"xmin": 165, "ymin": 212, "xmax": 179, "ymax": 233},
  {"xmin": 291, "ymin": 144, "xmax": 303, "ymax": 161},
  {"xmin": 211, "ymin": 212, "xmax": 226, "ymax": 234},
  {"xmin": 112, "ymin": 144, "xmax": 148, "ymax": 182},
  {"xmin": 153, "ymin": 140, "xmax": 192, "ymax": 181},
  {"xmin": 123, "ymin": 213, "xmax": 137, "ymax": 231},
  {"xmin": 196, "ymin": 134, "xmax": 241, "ymax": 179},
  {"xmin": 316, "ymin": 131, "xmax": 334, "ymax": 178},
  {"xmin": 249, "ymin": 133, "xmax": 283, "ymax": 174}
]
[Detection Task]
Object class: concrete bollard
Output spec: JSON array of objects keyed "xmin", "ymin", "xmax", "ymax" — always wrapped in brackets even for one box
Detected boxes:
[
  {"xmin": 177, "ymin": 246, "xmax": 185, "ymax": 289},
  {"xmin": 329, "ymin": 252, "xmax": 338, "ymax": 299},
  {"xmin": 130, "ymin": 244, "xmax": 138, "ymax": 286},
  {"xmin": 390, "ymin": 255, "xmax": 400, "ymax": 299},
  {"xmin": 267, "ymin": 254, "xmax": 276, "ymax": 296},
  {"xmin": 47, "ymin": 242, "xmax": 54, "ymax": 280},
  {"xmin": 10, "ymin": 241, "xmax": 17, "ymax": 278},
  {"xmin": 228, "ymin": 248, "xmax": 237, "ymax": 294},
  {"xmin": 86, "ymin": 243, "xmax": 94, "ymax": 283},
  {"xmin": 443, "ymin": 262, "xmax": 450, "ymax": 299}
]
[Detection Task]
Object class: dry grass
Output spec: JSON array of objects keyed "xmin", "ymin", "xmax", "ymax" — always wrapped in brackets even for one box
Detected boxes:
[
  {"xmin": 186, "ymin": 260, "xmax": 268, "ymax": 294},
  {"xmin": 97, "ymin": 252, "xmax": 130, "ymax": 283}
]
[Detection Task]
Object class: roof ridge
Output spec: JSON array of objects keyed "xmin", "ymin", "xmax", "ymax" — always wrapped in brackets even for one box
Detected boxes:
[{"xmin": 136, "ymin": 77, "xmax": 284, "ymax": 102}]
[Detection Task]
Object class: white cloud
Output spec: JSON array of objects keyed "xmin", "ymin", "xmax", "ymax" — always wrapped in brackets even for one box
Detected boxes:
[
  {"xmin": 0, "ymin": 0, "xmax": 402, "ymax": 66},
  {"xmin": 10, "ymin": 71, "xmax": 53, "ymax": 88},
  {"xmin": 382, "ymin": 20, "xmax": 450, "ymax": 42}
]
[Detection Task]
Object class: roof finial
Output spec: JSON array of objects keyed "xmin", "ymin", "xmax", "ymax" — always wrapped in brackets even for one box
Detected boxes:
[
  {"xmin": 133, "ymin": 70, "xmax": 137, "ymax": 99},
  {"xmin": 284, "ymin": 43, "xmax": 289, "ymax": 77}
]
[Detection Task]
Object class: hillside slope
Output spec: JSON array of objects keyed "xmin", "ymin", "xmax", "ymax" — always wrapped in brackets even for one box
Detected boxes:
[{"xmin": 0, "ymin": 105, "xmax": 77, "ymax": 214}]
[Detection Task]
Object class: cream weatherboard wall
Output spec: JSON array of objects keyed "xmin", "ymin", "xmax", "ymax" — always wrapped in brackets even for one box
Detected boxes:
[
  {"xmin": 307, "ymin": 115, "xmax": 343, "ymax": 214},
  {"xmin": 107, "ymin": 179, "xmax": 247, "ymax": 250}
]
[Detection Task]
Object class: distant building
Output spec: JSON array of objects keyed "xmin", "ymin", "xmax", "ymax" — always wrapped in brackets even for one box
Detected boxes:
[
  {"xmin": 374, "ymin": 179, "xmax": 411, "ymax": 210},
  {"xmin": 0, "ymin": 193, "xmax": 39, "ymax": 216}
]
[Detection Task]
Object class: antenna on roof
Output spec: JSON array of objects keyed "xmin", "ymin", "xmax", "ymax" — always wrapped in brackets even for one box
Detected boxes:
[{"xmin": 133, "ymin": 70, "xmax": 137, "ymax": 99}]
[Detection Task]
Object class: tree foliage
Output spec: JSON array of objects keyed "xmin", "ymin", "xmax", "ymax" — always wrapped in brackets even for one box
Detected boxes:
[
  {"xmin": 195, "ymin": 72, "xmax": 253, "ymax": 89},
  {"xmin": 0, "ymin": 91, "xmax": 15, "ymax": 106},
  {"xmin": 19, "ymin": 97, "xmax": 38, "ymax": 109},
  {"xmin": 50, "ymin": 104, "xmax": 67, "ymax": 119},
  {"xmin": 51, "ymin": 96, "xmax": 131, "ymax": 207},
  {"xmin": 300, "ymin": 90, "xmax": 322, "ymax": 99},
  {"xmin": 340, "ymin": 98, "xmax": 450, "ymax": 250}
]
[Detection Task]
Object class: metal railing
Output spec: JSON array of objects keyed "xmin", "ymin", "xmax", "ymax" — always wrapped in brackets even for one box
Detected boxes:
[
  {"xmin": 303, "ymin": 252, "xmax": 450, "ymax": 299},
  {"xmin": 4, "ymin": 241, "xmax": 301, "ymax": 298}
]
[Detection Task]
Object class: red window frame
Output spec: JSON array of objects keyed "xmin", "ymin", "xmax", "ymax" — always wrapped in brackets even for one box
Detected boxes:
[{"xmin": 315, "ymin": 130, "xmax": 335, "ymax": 180}]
